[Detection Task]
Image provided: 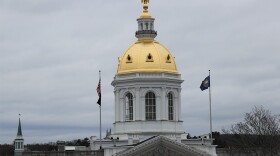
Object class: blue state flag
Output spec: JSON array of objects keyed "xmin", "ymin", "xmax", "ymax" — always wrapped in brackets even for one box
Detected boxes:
[{"xmin": 200, "ymin": 76, "xmax": 210, "ymax": 91}]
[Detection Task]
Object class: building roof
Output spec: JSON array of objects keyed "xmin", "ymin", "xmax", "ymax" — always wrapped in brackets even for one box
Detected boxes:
[
  {"xmin": 117, "ymin": 40, "xmax": 178, "ymax": 75},
  {"xmin": 17, "ymin": 117, "xmax": 22, "ymax": 137},
  {"xmin": 116, "ymin": 136, "xmax": 211, "ymax": 156}
]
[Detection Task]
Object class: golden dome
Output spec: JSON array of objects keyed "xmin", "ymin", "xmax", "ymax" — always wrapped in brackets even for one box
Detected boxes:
[{"xmin": 117, "ymin": 40, "xmax": 178, "ymax": 75}]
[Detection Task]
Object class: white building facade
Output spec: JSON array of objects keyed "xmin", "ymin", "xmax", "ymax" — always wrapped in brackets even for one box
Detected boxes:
[
  {"xmin": 90, "ymin": 1, "xmax": 217, "ymax": 155},
  {"xmin": 112, "ymin": 73, "xmax": 183, "ymax": 141}
]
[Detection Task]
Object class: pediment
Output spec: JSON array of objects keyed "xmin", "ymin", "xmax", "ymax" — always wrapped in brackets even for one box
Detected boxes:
[{"xmin": 116, "ymin": 136, "xmax": 210, "ymax": 156}]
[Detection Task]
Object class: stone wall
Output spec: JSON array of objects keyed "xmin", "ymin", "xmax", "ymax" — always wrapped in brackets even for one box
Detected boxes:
[
  {"xmin": 23, "ymin": 150, "xmax": 104, "ymax": 156},
  {"xmin": 216, "ymin": 148, "xmax": 248, "ymax": 156}
]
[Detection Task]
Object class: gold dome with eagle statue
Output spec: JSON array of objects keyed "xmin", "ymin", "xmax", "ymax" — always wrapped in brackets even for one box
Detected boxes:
[{"xmin": 117, "ymin": 0, "xmax": 178, "ymax": 75}]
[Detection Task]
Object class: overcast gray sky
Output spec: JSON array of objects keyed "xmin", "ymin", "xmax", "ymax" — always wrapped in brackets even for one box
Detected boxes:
[{"xmin": 1, "ymin": 0, "xmax": 280, "ymax": 144}]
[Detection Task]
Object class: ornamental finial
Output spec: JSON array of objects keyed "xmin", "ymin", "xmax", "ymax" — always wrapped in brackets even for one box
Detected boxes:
[
  {"xmin": 141, "ymin": 0, "xmax": 149, "ymax": 5},
  {"xmin": 141, "ymin": 0, "xmax": 150, "ymax": 12}
]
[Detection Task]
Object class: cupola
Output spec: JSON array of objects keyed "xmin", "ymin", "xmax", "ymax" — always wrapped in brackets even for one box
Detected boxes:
[{"xmin": 135, "ymin": 0, "xmax": 157, "ymax": 41}]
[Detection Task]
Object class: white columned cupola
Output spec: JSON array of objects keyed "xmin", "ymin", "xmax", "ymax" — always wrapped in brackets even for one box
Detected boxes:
[{"xmin": 135, "ymin": 0, "xmax": 157, "ymax": 40}]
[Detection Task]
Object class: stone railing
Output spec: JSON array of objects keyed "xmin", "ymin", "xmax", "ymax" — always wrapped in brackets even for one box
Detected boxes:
[
  {"xmin": 135, "ymin": 30, "xmax": 157, "ymax": 35},
  {"xmin": 23, "ymin": 150, "xmax": 104, "ymax": 156}
]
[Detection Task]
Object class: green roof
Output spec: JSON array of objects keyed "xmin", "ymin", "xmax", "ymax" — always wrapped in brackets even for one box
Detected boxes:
[{"xmin": 17, "ymin": 118, "xmax": 22, "ymax": 136}]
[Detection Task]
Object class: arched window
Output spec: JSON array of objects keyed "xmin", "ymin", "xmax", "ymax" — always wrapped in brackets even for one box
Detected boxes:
[
  {"xmin": 145, "ymin": 92, "xmax": 156, "ymax": 120},
  {"xmin": 168, "ymin": 92, "xmax": 174, "ymax": 120},
  {"xmin": 125, "ymin": 93, "xmax": 133, "ymax": 121},
  {"xmin": 140, "ymin": 23, "xmax": 143, "ymax": 30}
]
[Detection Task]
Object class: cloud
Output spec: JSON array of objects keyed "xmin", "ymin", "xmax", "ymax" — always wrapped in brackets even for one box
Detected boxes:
[{"xmin": 1, "ymin": 0, "xmax": 280, "ymax": 144}]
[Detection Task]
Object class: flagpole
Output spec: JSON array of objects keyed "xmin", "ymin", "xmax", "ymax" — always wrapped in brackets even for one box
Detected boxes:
[
  {"xmin": 208, "ymin": 70, "xmax": 213, "ymax": 145},
  {"xmin": 99, "ymin": 70, "xmax": 102, "ymax": 149}
]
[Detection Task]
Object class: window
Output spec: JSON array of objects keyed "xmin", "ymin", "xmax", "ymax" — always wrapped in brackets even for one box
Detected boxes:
[
  {"xmin": 145, "ymin": 22, "xmax": 149, "ymax": 30},
  {"xmin": 145, "ymin": 92, "xmax": 156, "ymax": 120},
  {"xmin": 146, "ymin": 53, "xmax": 154, "ymax": 62},
  {"xmin": 168, "ymin": 93, "xmax": 174, "ymax": 120},
  {"xmin": 126, "ymin": 55, "xmax": 132, "ymax": 63},
  {"xmin": 166, "ymin": 54, "xmax": 171, "ymax": 63},
  {"xmin": 125, "ymin": 93, "xmax": 133, "ymax": 121}
]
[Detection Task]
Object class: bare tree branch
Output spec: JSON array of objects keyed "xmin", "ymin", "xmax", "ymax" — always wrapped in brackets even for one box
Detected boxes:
[{"xmin": 222, "ymin": 106, "xmax": 280, "ymax": 156}]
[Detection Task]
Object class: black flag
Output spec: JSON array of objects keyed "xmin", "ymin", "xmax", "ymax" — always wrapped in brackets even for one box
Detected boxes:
[
  {"xmin": 200, "ymin": 76, "xmax": 210, "ymax": 91},
  {"xmin": 96, "ymin": 80, "xmax": 101, "ymax": 105}
]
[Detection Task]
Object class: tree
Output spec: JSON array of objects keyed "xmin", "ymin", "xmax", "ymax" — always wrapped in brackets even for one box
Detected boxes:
[
  {"xmin": 222, "ymin": 106, "xmax": 280, "ymax": 156},
  {"xmin": 212, "ymin": 131, "xmax": 227, "ymax": 148},
  {"xmin": 73, "ymin": 138, "xmax": 90, "ymax": 147},
  {"xmin": 82, "ymin": 138, "xmax": 90, "ymax": 147},
  {"xmin": 0, "ymin": 144, "xmax": 14, "ymax": 156},
  {"xmin": 26, "ymin": 143, "xmax": 57, "ymax": 151}
]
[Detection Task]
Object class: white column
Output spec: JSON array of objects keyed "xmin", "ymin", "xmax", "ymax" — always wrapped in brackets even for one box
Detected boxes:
[
  {"xmin": 119, "ymin": 90, "xmax": 124, "ymax": 122},
  {"xmin": 114, "ymin": 90, "xmax": 118, "ymax": 122},
  {"xmin": 156, "ymin": 92, "xmax": 160, "ymax": 120},
  {"xmin": 135, "ymin": 87, "xmax": 140, "ymax": 120},
  {"xmin": 138, "ymin": 23, "xmax": 141, "ymax": 31},
  {"xmin": 161, "ymin": 87, "xmax": 167, "ymax": 120},
  {"xmin": 178, "ymin": 88, "xmax": 182, "ymax": 121},
  {"xmin": 141, "ymin": 89, "xmax": 145, "ymax": 120}
]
